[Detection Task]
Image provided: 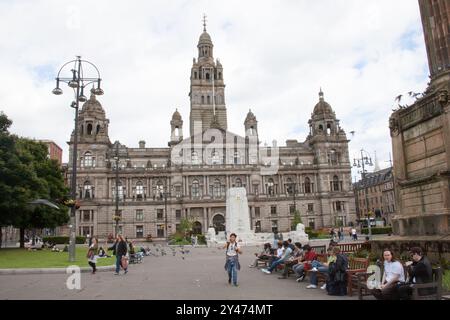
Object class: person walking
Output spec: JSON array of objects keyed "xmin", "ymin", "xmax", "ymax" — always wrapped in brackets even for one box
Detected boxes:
[
  {"xmin": 87, "ymin": 236, "xmax": 98, "ymax": 274},
  {"xmin": 223, "ymin": 233, "xmax": 242, "ymax": 287},
  {"xmin": 113, "ymin": 234, "xmax": 128, "ymax": 275},
  {"xmin": 351, "ymin": 228, "xmax": 358, "ymax": 241}
]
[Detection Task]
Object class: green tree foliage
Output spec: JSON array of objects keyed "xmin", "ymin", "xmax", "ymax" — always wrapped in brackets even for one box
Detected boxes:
[
  {"xmin": 0, "ymin": 113, "xmax": 69, "ymax": 248},
  {"xmin": 291, "ymin": 210, "xmax": 302, "ymax": 230}
]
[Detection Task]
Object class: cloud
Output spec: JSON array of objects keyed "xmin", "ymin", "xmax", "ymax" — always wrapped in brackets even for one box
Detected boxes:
[{"xmin": 0, "ymin": 0, "xmax": 429, "ymax": 179}]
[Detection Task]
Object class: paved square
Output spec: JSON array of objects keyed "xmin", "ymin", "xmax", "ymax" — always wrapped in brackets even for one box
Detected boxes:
[{"xmin": 0, "ymin": 246, "xmax": 357, "ymax": 300}]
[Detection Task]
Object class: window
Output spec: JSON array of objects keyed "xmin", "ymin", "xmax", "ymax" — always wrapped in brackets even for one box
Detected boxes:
[
  {"xmin": 136, "ymin": 226, "xmax": 144, "ymax": 238},
  {"xmin": 112, "ymin": 183, "xmax": 124, "ymax": 200},
  {"xmin": 191, "ymin": 151, "xmax": 199, "ymax": 165},
  {"xmin": 176, "ymin": 224, "xmax": 181, "ymax": 232},
  {"xmin": 87, "ymin": 123, "xmax": 93, "ymax": 135},
  {"xmin": 289, "ymin": 205, "xmax": 296, "ymax": 215},
  {"xmin": 176, "ymin": 210, "xmax": 181, "ymax": 220},
  {"xmin": 271, "ymin": 206, "xmax": 277, "ymax": 215},
  {"xmin": 329, "ymin": 149, "xmax": 338, "ymax": 165},
  {"xmin": 136, "ymin": 181, "xmax": 144, "ymax": 199},
  {"xmin": 191, "ymin": 180, "xmax": 200, "ymax": 197},
  {"xmin": 82, "ymin": 151, "xmax": 95, "ymax": 167},
  {"xmin": 155, "ymin": 180, "xmax": 164, "ymax": 199},
  {"xmin": 207, "ymin": 96, "xmax": 210, "ymax": 104},
  {"xmin": 83, "ymin": 210, "xmax": 91, "ymax": 222},
  {"xmin": 175, "ymin": 185, "xmax": 182, "ymax": 198},
  {"xmin": 83, "ymin": 181, "xmax": 93, "ymax": 199},
  {"xmin": 267, "ymin": 178, "xmax": 275, "ymax": 195},
  {"xmin": 235, "ymin": 178, "xmax": 242, "ymax": 188},
  {"xmin": 255, "ymin": 221, "xmax": 262, "ymax": 233},
  {"xmin": 157, "ymin": 225, "xmax": 164, "ymax": 238},
  {"xmin": 336, "ymin": 216, "xmax": 346, "ymax": 227},
  {"xmin": 194, "ymin": 71, "xmax": 197, "ymax": 79},
  {"xmin": 308, "ymin": 203, "xmax": 314, "ymax": 212},
  {"xmin": 157, "ymin": 209, "xmax": 164, "ymax": 220},
  {"xmin": 332, "ymin": 176, "xmax": 340, "ymax": 192},
  {"xmin": 271, "ymin": 220, "xmax": 278, "ymax": 233},
  {"xmin": 255, "ymin": 207, "xmax": 260, "ymax": 218},
  {"xmin": 136, "ymin": 209, "xmax": 143, "ymax": 221},
  {"xmin": 213, "ymin": 179, "xmax": 221, "ymax": 198},
  {"xmin": 201, "ymin": 96, "xmax": 205, "ymax": 104},
  {"xmin": 253, "ymin": 184, "xmax": 259, "ymax": 195},
  {"xmin": 233, "ymin": 152, "xmax": 240, "ymax": 165},
  {"xmin": 335, "ymin": 201, "xmax": 343, "ymax": 212},
  {"xmin": 304, "ymin": 177, "xmax": 312, "ymax": 194}
]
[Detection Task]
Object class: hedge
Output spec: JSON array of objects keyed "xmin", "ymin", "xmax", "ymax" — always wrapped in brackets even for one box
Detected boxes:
[
  {"xmin": 42, "ymin": 236, "xmax": 86, "ymax": 244},
  {"xmin": 361, "ymin": 227, "xmax": 392, "ymax": 235}
]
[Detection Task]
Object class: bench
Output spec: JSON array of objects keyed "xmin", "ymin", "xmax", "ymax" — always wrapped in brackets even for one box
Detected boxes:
[
  {"xmin": 346, "ymin": 257, "xmax": 370, "ymax": 296},
  {"xmin": 354, "ymin": 265, "xmax": 443, "ymax": 300},
  {"xmin": 336, "ymin": 243, "xmax": 364, "ymax": 254},
  {"xmin": 304, "ymin": 253, "xmax": 329, "ymax": 285}
]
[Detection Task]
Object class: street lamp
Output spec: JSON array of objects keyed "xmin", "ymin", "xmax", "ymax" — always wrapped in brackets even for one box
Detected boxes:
[
  {"xmin": 353, "ymin": 149, "xmax": 374, "ymax": 240},
  {"xmin": 52, "ymin": 56, "xmax": 104, "ymax": 262},
  {"xmin": 160, "ymin": 187, "xmax": 172, "ymax": 241}
]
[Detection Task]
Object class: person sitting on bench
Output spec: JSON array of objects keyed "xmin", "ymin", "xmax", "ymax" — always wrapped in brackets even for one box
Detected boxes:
[
  {"xmin": 249, "ymin": 243, "xmax": 272, "ymax": 268},
  {"xmin": 261, "ymin": 241, "xmax": 293, "ymax": 274}
]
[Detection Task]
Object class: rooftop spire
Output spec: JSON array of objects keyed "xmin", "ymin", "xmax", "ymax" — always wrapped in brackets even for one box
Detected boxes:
[
  {"xmin": 202, "ymin": 13, "xmax": 207, "ymax": 32},
  {"xmin": 319, "ymin": 87, "xmax": 324, "ymax": 101}
]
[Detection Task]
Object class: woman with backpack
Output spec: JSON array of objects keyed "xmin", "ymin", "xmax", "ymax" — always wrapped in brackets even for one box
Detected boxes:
[
  {"xmin": 223, "ymin": 233, "xmax": 242, "ymax": 287},
  {"xmin": 87, "ymin": 237, "xmax": 98, "ymax": 274}
]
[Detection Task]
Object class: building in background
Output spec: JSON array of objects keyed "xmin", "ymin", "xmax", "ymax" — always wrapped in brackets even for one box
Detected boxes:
[
  {"xmin": 353, "ymin": 167, "xmax": 395, "ymax": 226},
  {"xmin": 389, "ymin": 0, "xmax": 450, "ymax": 236},
  {"xmin": 66, "ymin": 25, "xmax": 356, "ymax": 240},
  {"xmin": 38, "ymin": 140, "xmax": 63, "ymax": 165}
]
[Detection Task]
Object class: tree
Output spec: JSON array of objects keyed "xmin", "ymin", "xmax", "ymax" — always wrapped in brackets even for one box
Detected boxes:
[
  {"xmin": 0, "ymin": 113, "xmax": 69, "ymax": 248},
  {"xmin": 179, "ymin": 217, "xmax": 194, "ymax": 239},
  {"xmin": 291, "ymin": 210, "xmax": 302, "ymax": 231}
]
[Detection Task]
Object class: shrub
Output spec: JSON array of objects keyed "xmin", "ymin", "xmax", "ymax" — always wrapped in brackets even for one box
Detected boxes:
[
  {"xmin": 43, "ymin": 236, "xmax": 86, "ymax": 244},
  {"xmin": 197, "ymin": 234, "xmax": 206, "ymax": 245},
  {"xmin": 361, "ymin": 227, "xmax": 392, "ymax": 235}
]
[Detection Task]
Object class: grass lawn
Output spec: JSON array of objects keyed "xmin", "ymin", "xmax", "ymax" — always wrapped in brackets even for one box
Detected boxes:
[
  {"xmin": 443, "ymin": 270, "xmax": 450, "ymax": 292},
  {"xmin": 0, "ymin": 247, "xmax": 114, "ymax": 269}
]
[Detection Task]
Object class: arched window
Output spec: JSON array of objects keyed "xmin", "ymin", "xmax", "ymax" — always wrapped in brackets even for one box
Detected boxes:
[
  {"xmin": 136, "ymin": 181, "xmax": 144, "ymax": 199},
  {"xmin": 96, "ymin": 124, "xmax": 101, "ymax": 134},
  {"xmin": 286, "ymin": 178, "xmax": 294, "ymax": 195},
  {"xmin": 235, "ymin": 178, "xmax": 242, "ymax": 188},
  {"xmin": 304, "ymin": 177, "xmax": 312, "ymax": 194},
  {"xmin": 84, "ymin": 181, "xmax": 93, "ymax": 199},
  {"xmin": 332, "ymin": 175, "xmax": 340, "ymax": 192},
  {"xmin": 191, "ymin": 180, "xmax": 200, "ymax": 197},
  {"xmin": 219, "ymin": 72, "xmax": 222, "ymax": 80},
  {"xmin": 201, "ymin": 96, "xmax": 205, "ymax": 104},
  {"xmin": 194, "ymin": 71, "xmax": 198, "ymax": 79},
  {"xmin": 318, "ymin": 124, "xmax": 323, "ymax": 132},
  {"xmin": 87, "ymin": 123, "xmax": 93, "ymax": 135},
  {"xmin": 211, "ymin": 151, "xmax": 221, "ymax": 165},
  {"xmin": 327, "ymin": 123, "xmax": 332, "ymax": 135},
  {"xmin": 206, "ymin": 73, "xmax": 210, "ymax": 80},
  {"xmin": 82, "ymin": 152, "xmax": 93, "ymax": 167},
  {"xmin": 191, "ymin": 151, "xmax": 199, "ymax": 165},
  {"xmin": 329, "ymin": 149, "xmax": 338, "ymax": 165},
  {"xmin": 213, "ymin": 179, "xmax": 221, "ymax": 198}
]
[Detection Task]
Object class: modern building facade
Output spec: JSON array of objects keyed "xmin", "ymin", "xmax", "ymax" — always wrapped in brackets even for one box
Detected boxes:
[
  {"xmin": 67, "ymin": 25, "xmax": 356, "ymax": 240},
  {"xmin": 389, "ymin": 0, "xmax": 450, "ymax": 236}
]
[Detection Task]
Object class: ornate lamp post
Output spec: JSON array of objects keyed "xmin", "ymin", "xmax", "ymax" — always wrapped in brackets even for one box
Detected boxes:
[
  {"xmin": 353, "ymin": 149, "xmax": 374, "ymax": 240},
  {"xmin": 52, "ymin": 56, "xmax": 104, "ymax": 262},
  {"xmin": 160, "ymin": 186, "xmax": 172, "ymax": 241}
]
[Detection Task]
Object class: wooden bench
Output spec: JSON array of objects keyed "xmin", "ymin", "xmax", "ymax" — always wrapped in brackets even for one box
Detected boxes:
[
  {"xmin": 347, "ymin": 257, "xmax": 370, "ymax": 296},
  {"xmin": 304, "ymin": 253, "xmax": 329, "ymax": 285},
  {"xmin": 354, "ymin": 265, "xmax": 443, "ymax": 300},
  {"xmin": 310, "ymin": 245, "xmax": 327, "ymax": 254}
]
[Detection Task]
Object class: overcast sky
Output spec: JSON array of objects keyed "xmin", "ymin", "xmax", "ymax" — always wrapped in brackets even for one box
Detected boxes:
[{"xmin": 0, "ymin": 0, "xmax": 429, "ymax": 180}]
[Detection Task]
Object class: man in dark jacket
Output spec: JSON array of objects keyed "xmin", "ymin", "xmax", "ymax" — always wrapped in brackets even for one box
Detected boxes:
[{"xmin": 398, "ymin": 247, "xmax": 433, "ymax": 299}]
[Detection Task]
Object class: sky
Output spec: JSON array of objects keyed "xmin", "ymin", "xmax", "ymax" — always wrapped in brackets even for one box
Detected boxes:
[{"xmin": 0, "ymin": 0, "xmax": 429, "ymax": 181}]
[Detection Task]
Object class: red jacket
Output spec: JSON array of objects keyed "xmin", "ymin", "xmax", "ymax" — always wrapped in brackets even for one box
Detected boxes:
[{"xmin": 303, "ymin": 251, "xmax": 317, "ymax": 271}]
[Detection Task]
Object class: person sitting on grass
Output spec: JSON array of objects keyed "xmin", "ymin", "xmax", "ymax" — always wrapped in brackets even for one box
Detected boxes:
[
  {"xmin": 98, "ymin": 246, "xmax": 111, "ymax": 258},
  {"xmin": 249, "ymin": 243, "xmax": 272, "ymax": 268},
  {"xmin": 307, "ymin": 246, "xmax": 337, "ymax": 289},
  {"xmin": 278, "ymin": 242, "xmax": 303, "ymax": 279},
  {"xmin": 261, "ymin": 241, "xmax": 293, "ymax": 274},
  {"xmin": 293, "ymin": 244, "xmax": 318, "ymax": 282}
]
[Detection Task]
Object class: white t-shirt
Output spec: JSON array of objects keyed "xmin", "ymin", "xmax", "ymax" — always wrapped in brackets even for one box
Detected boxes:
[
  {"xmin": 276, "ymin": 247, "xmax": 284, "ymax": 258},
  {"xmin": 384, "ymin": 260, "xmax": 405, "ymax": 283},
  {"xmin": 351, "ymin": 229, "xmax": 357, "ymax": 235},
  {"xmin": 226, "ymin": 242, "xmax": 240, "ymax": 257}
]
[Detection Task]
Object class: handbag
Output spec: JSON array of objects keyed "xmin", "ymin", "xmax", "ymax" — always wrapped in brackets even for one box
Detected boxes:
[
  {"xmin": 121, "ymin": 255, "xmax": 129, "ymax": 269},
  {"xmin": 86, "ymin": 249, "xmax": 94, "ymax": 259}
]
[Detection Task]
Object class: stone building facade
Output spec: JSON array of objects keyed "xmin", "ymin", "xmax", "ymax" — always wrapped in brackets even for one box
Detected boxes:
[
  {"xmin": 68, "ymin": 26, "xmax": 356, "ymax": 240},
  {"xmin": 389, "ymin": 0, "xmax": 450, "ymax": 236},
  {"xmin": 353, "ymin": 167, "xmax": 395, "ymax": 226}
]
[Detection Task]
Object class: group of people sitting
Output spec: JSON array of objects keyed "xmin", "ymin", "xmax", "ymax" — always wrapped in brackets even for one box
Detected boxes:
[{"xmin": 250, "ymin": 240, "xmax": 435, "ymax": 299}]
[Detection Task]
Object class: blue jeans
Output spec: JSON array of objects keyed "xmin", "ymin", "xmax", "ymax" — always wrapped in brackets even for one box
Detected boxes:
[
  {"xmin": 227, "ymin": 259, "xmax": 238, "ymax": 285},
  {"xmin": 115, "ymin": 255, "xmax": 127, "ymax": 273},
  {"xmin": 293, "ymin": 263, "xmax": 305, "ymax": 276},
  {"xmin": 309, "ymin": 266, "xmax": 329, "ymax": 285},
  {"xmin": 268, "ymin": 258, "xmax": 284, "ymax": 272}
]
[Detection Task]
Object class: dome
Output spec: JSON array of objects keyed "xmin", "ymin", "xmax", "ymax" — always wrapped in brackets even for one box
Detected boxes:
[
  {"xmin": 313, "ymin": 89, "xmax": 333, "ymax": 115},
  {"xmin": 198, "ymin": 31, "xmax": 213, "ymax": 46},
  {"xmin": 172, "ymin": 109, "xmax": 182, "ymax": 121},
  {"xmin": 81, "ymin": 93, "xmax": 105, "ymax": 114}
]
